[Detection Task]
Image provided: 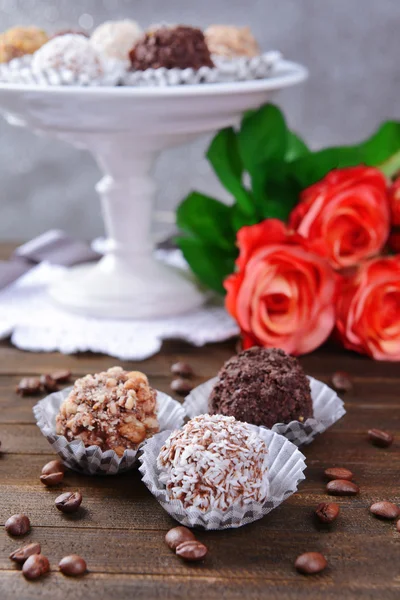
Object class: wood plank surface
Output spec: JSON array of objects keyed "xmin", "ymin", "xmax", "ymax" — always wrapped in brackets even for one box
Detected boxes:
[{"xmin": 0, "ymin": 246, "xmax": 399, "ymax": 599}]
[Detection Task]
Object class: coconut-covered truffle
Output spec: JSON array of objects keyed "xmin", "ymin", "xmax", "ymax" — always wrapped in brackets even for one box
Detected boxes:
[
  {"xmin": 157, "ymin": 414, "xmax": 269, "ymax": 512},
  {"xmin": 91, "ymin": 19, "xmax": 142, "ymax": 61},
  {"xmin": 32, "ymin": 34, "xmax": 104, "ymax": 80},
  {"xmin": 209, "ymin": 347, "xmax": 313, "ymax": 427},
  {"xmin": 205, "ymin": 25, "xmax": 260, "ymax": 58},
  {"xmin": 56, "ymin": 367, "xmax": 159, "ymax": 457},
  {"xmin": 130, "ymin": 25, "xmax": 214, "ymax": 71},
  {"xmin": 0, "ymin": 26, "xmax": 48, "ymax": 63}
]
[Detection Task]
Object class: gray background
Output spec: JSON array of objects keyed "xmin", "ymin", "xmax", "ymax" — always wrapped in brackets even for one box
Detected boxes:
[{"xmin": 0, "ymin": 0, "xmax": 399, "ymax": 241}]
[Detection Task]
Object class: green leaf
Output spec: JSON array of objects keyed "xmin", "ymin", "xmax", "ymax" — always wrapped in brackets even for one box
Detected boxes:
[
  {"xmin": 176, "ymin": 192, "xmax": 235, "ymax": 251},
  {"xmin": 290, "ymin": 147, "xmax": 363, "ymax": 188},
  {"xmin": 251, "ymin": 160, "xmax": 301, "ymax": 221},
  {"xmin": 231, "ymin": 204, "xmax": 259, "ymax": 232},
  {"xmin": 206, "ymin": 128, "xmax": 254, "ymax": 213},
  {"xmin": 238, "ymin": 104, "xmax": 289, "ymax": 175},
  {"xmin": 285, "ymin": 131, "xmax": 310, "ymax": 161},
  {"xmin": 176, "ymin": 236, "xmax": 237, "ymax": 295}
]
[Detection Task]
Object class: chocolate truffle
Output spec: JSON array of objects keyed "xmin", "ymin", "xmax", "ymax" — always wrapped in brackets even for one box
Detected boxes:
[
  {"xmin": 91, "ymin": 19, "xmax": 143, "ymax": 61},
  {"xmin": 0, "ymin": 26, "xmax": 48, "ymax": 63},
  {"xmin": 205, "ymin": 25, "xmax": 260, "ymax": 58},
  {"xmin": 32, "ymin": 34, "xmax": 104, "ymax": 80},
  {"xmin": 56, "ymin": 367, "xmax": 159, "ymax": 457},
  {"xmin": 130, "ymin": 25, "xmax": 214, "ymax": 71},
  {"xmin": 209, "ymin": 347, "xmax": 313, "ymax": 427},
  {"xmin": 157, "ymin": 414, "xmax": 269, "ymax": 512}
]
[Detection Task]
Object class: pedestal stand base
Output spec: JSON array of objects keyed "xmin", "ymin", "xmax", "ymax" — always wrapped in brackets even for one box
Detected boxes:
[{"xmin": 49, "ymin": 255, "xmax": 206, "ymax": 319}]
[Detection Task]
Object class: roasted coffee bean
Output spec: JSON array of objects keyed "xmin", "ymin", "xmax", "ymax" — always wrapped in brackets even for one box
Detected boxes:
[
  {"xmin": 315, "ymin": 502, "xmax": 340, "ymax": 523},
  {"xmin": 9, "ymin": 542, "xmax": 41, "ymax": 564},
  {"xmin": 326, "ymin": 479, "xmax": 359, "ymax": 496},
  {"xmin": 41, "ymin": 459, "xmax": 65, "ymax": 476},
  {"xmin": 176, "ymin": 540, "xmax": 208, "ymax": 561},
  {"xmin": 331, "ymin": 371, "xmax": 353, "ymax": 393},
  {"xmin": 40, "ymin": 471, "xmax": 64, "ymax": 486},
  {"xmin": 165, "ymin": 526, "xmax": 196, "ymax": 551},
  {"xmin": 22, "ymin": 554, "xmax": 50, "ymax": 580},
  {"xmin": 368, "ymin": 429, "xmax": 394, "ymax": 448},
  {"xmin": 5, "ymin": 514, "xmax": 30, "ymax": 536},
  {"xmin": 40, "ymin": 374, "xmax": 59, "ymax": 393},
  {"xmin": 295, "ymin": 552, "xmax": 327, "ymax": 575},
  {"xmin": 50, "ymin": 369, "xmax": 71, "ymax": 383},
  {"xmin": 55, "ymin": 491, "xmax": 82, "ymax": 513},
  {"xmin": 370, "ymin": 501, "xmax": 399, "ymax": 520},
  {"xmin": 396, "ymin": 520, "xmax": 400, "ymax": 533},
  {"xmin": 170, "ymin": 362, "xmax": 194, "ymax": 378},
  {"xmin": 59, "ymin": 554, "xmax": 87, "ymax": 576},
  {"xmin": 16, "ymin": 377, "xmax": 42, "ymax": 396},
  {"xmin": 324, "ymin": 467, "xmax": 353, "ymax": 481},
  {"xmin": 170, "ymin": 378, "xmax": 193, "ymax": 396}
]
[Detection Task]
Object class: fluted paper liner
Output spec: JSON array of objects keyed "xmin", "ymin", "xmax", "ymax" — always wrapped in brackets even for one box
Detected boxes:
[
  {"xmin": 183, "ymin": 376, "xmax": 346, "ymax": 447},
  {"xmin": 33, "ymin": 387, "xmax": 185, "ymax": 475},
  {"xmin": 139, "ymin": 426, "xmax": 306, "ymax": 530}
]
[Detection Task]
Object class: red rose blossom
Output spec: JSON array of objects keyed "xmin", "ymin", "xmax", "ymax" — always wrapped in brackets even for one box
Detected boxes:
[
  {"xmin": 289, "ymin": 166, "xmax": 390, "ymax": 269},
  {"xmin": 224, "ymin": 219, "xmax": 337, "ymax": 356}
]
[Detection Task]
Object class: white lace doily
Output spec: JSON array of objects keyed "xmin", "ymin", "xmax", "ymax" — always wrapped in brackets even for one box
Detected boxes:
[{"xmin": 0, "ymin": 260, "xmax": 238, "ymax": 360}]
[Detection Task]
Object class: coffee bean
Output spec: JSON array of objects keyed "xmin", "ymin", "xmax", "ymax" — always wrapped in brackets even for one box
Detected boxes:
[
  {"xmin": 5, "ymin": 514, "xmax": 30, "ymax": 536},
  {"xmin": 315, "ymin": 502, "xmax": 340, "ymax": 523},
  {"xmin": 40, "ymin": 374, "xmax": 58, "ymax": 393},
  {"xmin": 16, "ymin": 377, "xmax": 42, "ymax": 396},
  {"xmin": 175, "ymin": 540, "xmax": 208, "ymax": 561},
  {"xmin": 396, "ymin": 520, "xmax": 400, "ymax": 533},
  {"xmin": 50, "ymin": 369, "xmax": 71, "ymax": 383},
  {"xmin": 295, "ymin": 552, "xmax": 327, "ymax": 575},
  {"xmin": 326, "ymin": 479, "xmax": 359, "ymax": 496},
  {"xmin": 40, "ymin": 471, "xmax": 64, "ymax": 486},
  {"xmin": 171, "ymin": 362, "xmax": 194, "ymax": 378},
  {"xmin": 368, "ymin": 429, "xmax": 394, "ymax": 448},
  {"xmin": 324, "ymin": 467, "xmax": 353, "ymax": 481},
  {"xmin": 22, "ymin": 554, "xmax": 50, "ymax": 580},
  {"xmin": 55, "ymin": 491, "xmax": 82, "ymax": 513},
  {"xmin": 370, "ymin": 501, "xmax": 399, "ymax": 520},
  {"xmin": 59, "ymin": 554, "xmax": 87, "ymax": 576},
  {"xmin": 165, "ymin": 526, "xmax": 196, "ymax": 551},
  {"xmin": 170, "ymin": 378, "xmax": 193, "ymax": 396},
  {"xmin": 41, "ymin": 459, "xmax": 65, "ymax": 476},
  {"xmin": 331, "ymin": 371, "xmax": 353, "ymax": 393},
  {"xmin": 9, "ymin": 542, "xmax": 41, "ymax": 564}
]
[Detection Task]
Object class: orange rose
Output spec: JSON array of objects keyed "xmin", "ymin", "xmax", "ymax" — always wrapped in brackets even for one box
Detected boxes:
[
  {"xmin": 336, "ymin": 256, "xmax": 400, "ymax": 360},
  {"xmin": 388, "ymin": 176, "xmax": 400, "ymax": 252},
  {"xmin": 289, "ymin": 166, "xmax": 390, "ymax": 269},
  {"xmin": 224, "ymin": 219, "xmax": 337, "ymax": 355}
]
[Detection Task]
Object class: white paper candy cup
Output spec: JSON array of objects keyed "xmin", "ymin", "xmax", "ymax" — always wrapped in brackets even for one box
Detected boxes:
[
  {"xmin": 212, "ymin": 50, "xmax": 283, "ymax": 82},
  {"xmin": 183, "ymin": 376, "xmax": 346, "ymax": 447},
  {"xmin": 139, "ymin": 426, "xmax": 306, "ymax": 530},
  {"xmin": 33, "ymin": 387, "xmax": 185, "ymax": 475}
]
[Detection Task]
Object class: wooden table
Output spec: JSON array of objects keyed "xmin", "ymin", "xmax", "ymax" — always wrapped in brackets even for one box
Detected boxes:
[{"xmin": 0, "ymin": 247, "xmax": 399, "ymax": 600}]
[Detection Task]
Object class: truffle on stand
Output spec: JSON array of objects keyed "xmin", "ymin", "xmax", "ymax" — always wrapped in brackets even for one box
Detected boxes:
[
  {"xmin": 91, "ymin": 19, "xmax": 143, "ymax": 62},
  {"xmin": 205, "ymin": 25, "xmax": 260, "ymax": 58},
  {"xmin": 0, "ymin": 26, "xmax": 48, "ymax": 63}
]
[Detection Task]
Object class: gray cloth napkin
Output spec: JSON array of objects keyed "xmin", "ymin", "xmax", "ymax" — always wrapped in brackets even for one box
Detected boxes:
[{"xmin": 0, "ymin": 230, "xmax": 99, "ymax": 291}]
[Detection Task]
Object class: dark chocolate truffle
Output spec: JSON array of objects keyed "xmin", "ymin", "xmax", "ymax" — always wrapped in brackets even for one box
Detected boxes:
[
  {"xmin": 208, "ymin": 347, "xmax": 313, "ymax": 427},
  {"xmin": 129, "ymin": 25, "xmax": 214, "ymax": 71}
]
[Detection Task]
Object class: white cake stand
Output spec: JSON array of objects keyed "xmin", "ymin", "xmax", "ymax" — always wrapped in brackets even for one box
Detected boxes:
[{"xmin": 0, "ymin": 60, "xmax": 307, "ymax": 319}]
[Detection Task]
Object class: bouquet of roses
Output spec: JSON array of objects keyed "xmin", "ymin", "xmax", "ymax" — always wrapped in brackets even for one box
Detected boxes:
[{"xmin": 176, "ymin": 104, "xmax": 400, "ymax": 360}]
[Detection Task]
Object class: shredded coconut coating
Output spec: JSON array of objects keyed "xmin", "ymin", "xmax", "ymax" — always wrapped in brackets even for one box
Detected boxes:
[
  {"xmin": 32, "ymin": 34, "xmax": 104, "ymax": 79},
  {"xmin": 205, "ymin": 25, "xmax": 260, "ymax": 58},
  {"xmin": 56, "ymin": 367, "xmax": 159, "ymax": 456},
  {"xmin": 157, "ymin": 414, "xmax": 269, "ymax": 512},
  {"xmin": 91, "ymin": 19, "xmax": 143, "ymax": 61}
]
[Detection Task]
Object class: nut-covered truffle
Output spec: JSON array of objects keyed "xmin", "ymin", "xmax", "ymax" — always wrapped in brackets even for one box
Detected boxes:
[
  {"xmin": 0, "ymin": 26, "xmax": 48, "ymax": 63},
  {"xmin": 32, "ymin": 34, "xmax": 104, "ymax": 80},
  {"xmin": 130, "ymin": 25, "xmax": 214, "ymax": 71},
  {"xmin": 56, "ymin": 367, "xmax": 159, "ymax": 456},
  {"xmin": 91, "ymin": 19, "xmax": 143, "ymax": 61},
  {"xmin": 209, "ymin": 347, "xmax": 313, "ymax": 427},
  {"xmin": 205, "ymin": 25, "xmax": 260, "ymax": 58},
  {"xmin": 157, "ymin": 414, "xmax": 269, "ymax": 512}
]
